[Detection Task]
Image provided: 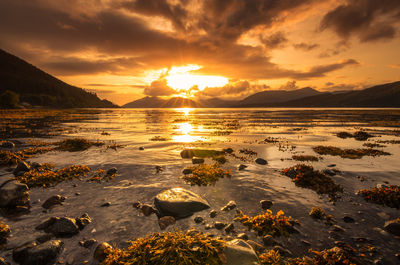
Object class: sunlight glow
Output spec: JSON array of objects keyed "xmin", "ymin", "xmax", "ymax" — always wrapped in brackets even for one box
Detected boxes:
[
  {"xmin": 165, "ymin": 65, "xmax": 228, "ymax": 91},
  {"xmin": 177, "ymin": 122, "xmax": 193, "ymax": 134}
]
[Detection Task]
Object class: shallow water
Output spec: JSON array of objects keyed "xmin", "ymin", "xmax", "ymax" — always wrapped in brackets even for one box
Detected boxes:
[{"xmin": 1, "ymin": 108, "xmax": 400, "ymax": 264}]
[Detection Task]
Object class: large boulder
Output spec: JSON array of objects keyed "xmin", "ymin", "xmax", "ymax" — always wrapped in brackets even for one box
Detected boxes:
[
  {"xmin": 154, "ymin": 188, "xmax": 210, "ymax": 218},
  {"xmin": 224, "ymin": 239, "xmax": 261, "ymax": 265},
  {"xmin": 384, "ymin": 219, "xmax": 400, "ymax": 236},
  {"xmin": 0, "ymin": 180, "xmax": 30, "ymax": 208},
  {"xmin": 13, "ymin": 240, "xmax": 63, "ymax": 265}
]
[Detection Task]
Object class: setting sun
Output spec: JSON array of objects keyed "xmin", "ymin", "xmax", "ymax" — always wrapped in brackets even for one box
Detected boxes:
[{"xmin": 165, "ymin": 65, "xmax": 228, "ymax": 92}]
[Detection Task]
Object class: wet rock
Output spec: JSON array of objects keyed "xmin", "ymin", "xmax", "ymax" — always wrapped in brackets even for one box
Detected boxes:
[
  {"xmin": 182, "ymin": 168, "xmax": 192, "ymax": 175},
  {"xmin": 376, "ymin": 184, "xmax": 389, "ymax": 189},
  {"xmin": 246, "ymin": 240, "xmax": 265, "ymax": 253},
  {"xmin": 225, "ymin": 223, "xmax": 234, "ymax": 233},
  {"xmin": 273, "ymin": 245, "xmax": 292, "ymax": 256},
  {"xmin": 1, "ymin": 141, "xmax": 15, "ymax": 148},
  {"xmin": 42, "ymin": 195, "xmax": 65, "ymax": 209},
  {"xmin": 30, "ymin": 162, "xmax": 41, "ymax": 169},
  {"xmin": 255, "ymin": 158, "xmax": 267, "ymax": 165},
  {"xmin": 106, "ymin": 167, "xmax": 117, "ymax": 175},
  {"xmin": 214, "ymin": 222, "xmax": 226, "ymax": 230},
  {"xmin": 237, "ymin": 233, "xmax": 248, "ymax": 240},
  {"xmin": 384, "ymin": 219, "xmax": 400, "ymax": 236},
  {"xmin": 154, "ymin": 188, "xmax": 210, "ymax": 218},
  {"xmin": 223, "ymin": 148, "xmax": 234, "ymax": 154},
  {"xmin": 13, "ymin": 162, "xmax": 30, "ymax": 176},
  {"xmin": 205, "ymin": 224, "xmax": 213, "ymax": 230},
  {"xmin": 262, "ymin": 235, "xmax": 278, "ymax": 246},
  {"xmin": 13, "ymin": 240, "xmax": 64, "ymax": 265},
  {"xmin": 180, "ymin": 149, "xmax": 194, "ymax": 159},
  {"xmin": 260, "ymin": 200, "xmax": 273, "ymax": 210},
  {"xmin": 139, "ymin": 146, "xmax": 144, "ymax": 150},
  {"xmin": 140, "ymin": 204, "xmax": 156, "ymax": 216},
  {"xmin": 327, "ymin": 164, "xmax": 336, "ymax": 167},
  {"xmin": 343, "ymin": 216, "xmax": 355, "ymax": 223},
  {"xmin": 79, "ymin": 238, "xmax": 97, "ymax": 248},
  {"xmin": 192, "ymin": 158, "xmax": 204, "ymax": 164},
  {"xmin": 155, "ymin": 166, "xmax": 163, "ymax": 173},
  {"xmin": 75, "ymin": 213, "xmax": 91, "ymax": 229},
  {"xmin": 100, "ymin": 202, "xmax": 111, "ymax": 207},
  {"xmin": 238, "ymin": 164, "xmax": 247, "ymax": 171},
  {"xmin": 323, "ymin": 169, "xmax": 336, "ymax": 176},
  {"xmin": 94, "ymin": 242, "xmax": 112, "ymax": 262},
  {"xmin": 36, "ymin": 234, "xmax": 53, "ymax": 244},
  {"xmin": 194, "ymin": 216, "xmax": 204, "ymax": 223},
  {"xmin": 221, "ymin": 200, "xmax": 236, "ymax": 211},
  {"xmin": 36, "ymin": 217, "xmax": 80, "ymax": 237},
  {"xmin": 0, "ymin": 257, "xmax": 9, "ymax": 265},
  {"xmin": 209, "ymin": 210, "xmax": 217, "ymax": 218},
  {"xmin": 224, "ymin": 239, "xmax": 261, "ymax": 265},
  {"xmin": 158, "ymin": 216, "xmax": 176, "ymax": 230},
  {"xmin": 0, "ymin": 180, "xmax": 30, "ymax": 208},
  {"xmin": 373, "ymin": 259, "xmax": 383, "ymax": 265}
]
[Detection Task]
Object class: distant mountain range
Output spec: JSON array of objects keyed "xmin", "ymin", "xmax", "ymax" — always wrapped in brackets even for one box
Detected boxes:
[
  {"xmin": 123, "ymin": 81, "xmax": 400, "ymax": 108},
  {"xmin": 0, "ymin": 49, "xmax": 117, "ymax": 108}
]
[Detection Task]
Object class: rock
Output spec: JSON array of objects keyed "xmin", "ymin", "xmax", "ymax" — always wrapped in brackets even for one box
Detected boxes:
[
  {"xmin": 332, "ymin": 225, "xmax": 345, "ymax": 233},
  {"xmin": 205, "ymin": 224, "xmax": 213, "ymax": 230},
  {"xmin": 182, "ymin": 168, "xmax": 192, "ymax": 175},
  {"xmin": 0, "ymin": 141, "xmax": 15, "ymax": 148},
  {"xmin": 94, "ymin": 242, "xmax": 112, "ymax": 262},
  {"xmin": 158, "ymin": 216, "xmax": 176, "ymax": 230},
  {"xmin": 194, "ymin": 216, "xmax": 204, "ymax": 223},
  {"xmin": 384, "ymin": 219, "xmax": 400, "ymax": 236},
  {"xmin": 139, "ymin": 146, "xmax": 144, "ymax": 150},
  {"xmin": 36, "ymin": 234, "xmax": 53, "ymax": 244},
  {"xmin": 214, "ymin": 222, "xmax": 226, "ymax": 230},
  {"xmin": 180, "ymin": 149, "xmax": 194, "ymax": 159},
  {"xmin": 140, "ymin": 204, "xmax": 156, "ymax": 216},
  {"xmin": 13, "ymin": 162, "xmax": 30, "ymax": 176},
  {"xmin": 192, "ymin": 158, "xmax": 204, "ymax": 164},
  {"xmin": 30, "ymin": 162, "xmax": 41, "ymax": 169},
  {"xmin": 209, "ymin": 210, "xmax": 217, "ymax": 218},
  {"xmin": 225, "ymin": 223, "xmax": 234, "ymax": 233},
  {"xmin": 100, "ymin": 202, "xmax": 111, "ymax": 207},
  {"xmin": 260, "ymin": 200, "xmax": 273, "ymax": 210},
  {"xmin": 376, "ymin": 184, "xmax": 389, "ymax": 189},
  {"xmin": 273, "ymin": 245, "xmax": 292, "ymax": 256},
  {"xmin": 343, "ymin": 216, "xmax": 355, "ymax": 223},
  {"xmin": 237, "ymin": 233, "xmax": 248, "ymax": 240},
  {"xmin": 327, "ymin": 164, "xmax": 336, "ymax": 167},
  {"xmin": 154, "ymin": 188, "xmax": 210, "ymax": 218},
  {"xmin": 255, "ymin": 158, "xmax": 267, "ymax": 165},
  {"xmin": 42, "ymin": 195, "xmax": 65, "ymax": 209},
  {"xmin": 238, "ymin": 164, "xmax": 247, "ymax": 171},
  {"xmin": 106, "ymin": 167, "xmax": 117, "ymax": 175},
  {"xmin": 0, "ymin": 180, "xmax": 30, "ymax": 208},
  {"xmin": 13, "ymin": 240, "xmax": 63, "ymax": 265},
  {"xmin": 75, "ymin": 213, "xmax": 91, "ymax": 229},
  {"xmin": 246, "ymin": 240, "xmax": 265, "ymax": 253},
  {"xmin": 223, "ymin": 148, "xmax": 234, "ymax": 154},
  {"xmin": 323, "ymin": 169, "xmax": 336, "ymax": 176},
  {"xmin": 80, "ymin": 238, "xmax": 97, "ymax": 248},
  {"xmin": 224, "ymin": 239, "xmax": 261, "ymax": 265},
  {"xmin": 221, "ymin": 200, "xmax": 237, "ymax": 211},
  {"xmin": 301, "ymin": 240, "xmax": 311, "ymax": 246},
  {"xmin": 373, "ymin": 259, "xmax": 383, "ymax": 265},
  {"xmin": 262, "ymin": 235, "xmax": 278, "ymax": 246},
  {"xmin": 37, "ymin": 217, "xmax": 79, "ymax": 237},
  {"xmin": 0, "ymin": 257, "xmax": 10, "ymax": 265}
]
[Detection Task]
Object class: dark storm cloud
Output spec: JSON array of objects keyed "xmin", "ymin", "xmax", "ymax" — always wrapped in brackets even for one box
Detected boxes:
[
  {"xmin": 261, "ymin": 32, "xmax": 288, "ymax": 49},
  {"xmin": 42, "ymin": 56, "xmax": 139, "ymax": 75},
  {"xmin": 320, "ymin": 0, "xmax": 400, "ymax": 42},
  {"xmin": 143, "ymin": 79, "xmax": 176, "ymax": 96},
  {"xmin": 293, "ymin": 42, "xmax": 320, "ymax": 51},
  {"xmin": 288, "ymin": 59, "xmax": 360, "ymax": 79},
  {"xmin": 0, "ymin": 0, "xmax": 361, "ymax": 84}
]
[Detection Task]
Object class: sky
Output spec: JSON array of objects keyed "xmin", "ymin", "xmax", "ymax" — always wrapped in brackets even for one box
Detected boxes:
[{"xmin": 0, "ymin": 0, "xmax": 399, "ymax": 105}]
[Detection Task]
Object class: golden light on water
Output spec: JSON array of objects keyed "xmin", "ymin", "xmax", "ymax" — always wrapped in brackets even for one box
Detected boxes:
[{"xmin": 165, "ymin": 65, "xmax": 228, "ymax": 91}]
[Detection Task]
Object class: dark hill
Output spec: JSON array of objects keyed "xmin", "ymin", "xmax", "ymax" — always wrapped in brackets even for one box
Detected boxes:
[
  {"xmin": 0, "ymin": 49, "xmax": 117, "ymax": 108},
  {"xmin": 122, "ymin": 96, "xmax": 200, "ymax": 108}
]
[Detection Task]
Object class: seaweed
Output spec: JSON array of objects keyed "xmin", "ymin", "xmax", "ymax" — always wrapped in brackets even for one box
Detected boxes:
[
  {"xmin": 0, "ymin": 221, "xmax": 11, "ymax": 246},
  {"xmin": 282, "ymin": 164, "xmax": 343, "ymax": 200},
  {"xmin": 102, "ymin": 230, "xmax": 226, "ymax": 265},
  {"xmin": 56, "ymin": 138, "xmax": 104, "ymax": 152},
  {"xmin": 180, "ymin": 149, "xmax": 224, "ymax": 159},
  {"xmin": 313, "ymin": 146, "xmax": 390, "ymax": 159},
  {"xmin": 0, "ymin": 147, "xmax": 54, "ymax": 166},
  {"xmin": 89, "ymin": 169, "xmax": 116, "ymax": 182},
  {"xmin": 336, "ymin": 131, "xmax": 373, "ymax": 141},
  {"xmin": 292, "ymin": 155, "xmax": 319, "ymax": 162},
  {"xmin": 182, "ymin": 164, "xmax": 231, "ymax": 186},
  {"xmin": 309, "ymin": 206, "xmax": 325, "ymax": 219},
  {"xmin": 234, "ymin": 210, "xmax": 297, "ymax": 237},
  {"xmin": 149, "ymin": 136, "xmax": 169, "ymax": 141},
  {"xmin": 17, "ymin": 164, "xmax": 91, "ymax": 188},
  {"xmin": 358, "ymin": 185, "xmax": 400, "ymax": 209}
]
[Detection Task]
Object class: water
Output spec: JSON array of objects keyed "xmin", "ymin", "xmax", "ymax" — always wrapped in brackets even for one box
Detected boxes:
[{"xmin": 1, "ymin": 108, "xmax": 400, "ymax": 264}]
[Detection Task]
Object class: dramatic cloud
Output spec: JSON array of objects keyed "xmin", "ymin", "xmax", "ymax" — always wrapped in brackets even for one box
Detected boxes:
[
  {"xmin": 261, "ymin": 32, "xmax": 288, "ymax": 49},
  {"xmin": 320, "ymin": 0, "xmax": 400, "ymax": 42},
  {"xmin": 143, "ymin": 78, "xmax": 177, "ymax": 97},
  {"xmin": 293, "ymin": 42, "xmax": 319, "ymax": 51}
]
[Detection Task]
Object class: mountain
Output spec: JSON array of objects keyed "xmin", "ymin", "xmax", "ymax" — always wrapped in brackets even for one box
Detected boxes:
[
  {"xmin": 281, "ymin": 81, "xmax": 400, "ymax": 107},
  {"xmin": 122, "ymin": 96, "xmax": 200, "ymax": 108},
  {"xmin": 234, "ymin": 87, "xmax": 322, "ymax": 107},
  {"xmin": 0, "ymin": 49, "xmax": 117, "ymax": 108}
]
